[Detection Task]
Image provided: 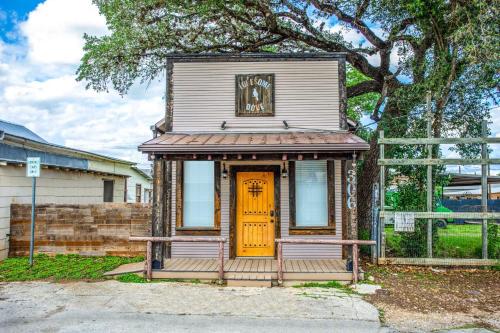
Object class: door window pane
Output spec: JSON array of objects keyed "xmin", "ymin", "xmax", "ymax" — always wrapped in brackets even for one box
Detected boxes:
[
  {"xmin": 183, "ymin": 161, "xmax": 214, "ymax": 227},
  {"xmin": 295, "ymin": 161, "xmax": 328, "ymax": 226}
]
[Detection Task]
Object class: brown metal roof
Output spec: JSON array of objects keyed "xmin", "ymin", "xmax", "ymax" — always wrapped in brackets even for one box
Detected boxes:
[{"xmin": 139, "ymin": 131, "xmax": 369, "ymax": 153}]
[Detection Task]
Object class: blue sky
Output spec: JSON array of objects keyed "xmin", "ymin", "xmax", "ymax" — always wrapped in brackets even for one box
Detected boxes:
[
  {"xmin": 0, "ymin": 1, "xmax": 40, "ymax": 39},
  {"xmin": 0, "ymin": 0, "xmax": 164, "ymax": 167},
  {"xmin": 0, "ymin": 0, "xmax": 498, "ymax": 173}
]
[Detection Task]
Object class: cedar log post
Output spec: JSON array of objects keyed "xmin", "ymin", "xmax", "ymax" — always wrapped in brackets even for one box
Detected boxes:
[
  {"xmin": 151, "ymin": 158, "xmax": 166, "ymax": 269},
  {"xmin": 352, "ymin": 243, "xmax": 359, "ymax": 284},
  {"xmin": 350, "ymin": 153, "xmax": 358, "ymax": 240},
  {"xmin": 277, "ymin": 241, "xmax": 283, "ymax": 285},
  {"xmin": 146, "ymin": 240, "xmax": 152, "ymax": 281},
  {"xmin": 218, "ymin": 240, "xmax": 224, "ymax": 284}
]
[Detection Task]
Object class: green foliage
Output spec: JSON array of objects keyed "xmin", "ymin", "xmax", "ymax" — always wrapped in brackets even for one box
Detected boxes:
[
  {"xmin": 293, "ymin": 280, "xmax": 354, "ymax": 293},
  {"xmin": 115, "ymin": 274, "xmax": 203, "ymax": 284},
  {"xmin": 0, "ymin": 254, "xmax": 143, "ymax": 282},
  {"xmin": 116, "ymin": 273, "xmax": 147, "ymax": 283},
  {"xmin": 398, "ymin": 220, "xmax": 439, "ymax": 258},
  {"xmin": 386, "ymin": 224, "xmax": 485, "ymax": 259},
  {"xmin": 487, "ymin": 223, "xmax": 500, "ymax": 259},
  {"xmin": 347, "ymin": 65, "xmax": 381, "ymax": 124}
]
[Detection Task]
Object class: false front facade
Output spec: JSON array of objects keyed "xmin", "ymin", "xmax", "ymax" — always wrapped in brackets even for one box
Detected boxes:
[{"xmin": 138, "ymin": 53, "xmax": 370, "ymax": 284}]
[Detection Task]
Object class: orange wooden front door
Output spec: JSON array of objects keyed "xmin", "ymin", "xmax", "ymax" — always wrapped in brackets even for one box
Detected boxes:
[{"xmin": 236, "ymin": 172, "xmax": 275, "ymax": 257}]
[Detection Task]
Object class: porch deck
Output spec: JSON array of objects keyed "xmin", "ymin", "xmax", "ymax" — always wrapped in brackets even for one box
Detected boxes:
[{"xmin": 153, "ymin": 258, "xmax": 359, "ymax": 286}]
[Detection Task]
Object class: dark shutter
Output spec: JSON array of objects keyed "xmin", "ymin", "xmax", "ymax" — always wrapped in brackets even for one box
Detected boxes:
[{"xmin": 103, "ymin": 180, "xmax": 114, "ymax": 202}]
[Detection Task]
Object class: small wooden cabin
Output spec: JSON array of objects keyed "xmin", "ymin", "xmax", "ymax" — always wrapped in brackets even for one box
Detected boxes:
[{"xmin": 138, "ymin": 53, "xmax": 370, "ymax": 285}]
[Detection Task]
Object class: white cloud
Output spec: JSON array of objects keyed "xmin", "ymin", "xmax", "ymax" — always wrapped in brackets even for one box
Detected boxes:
[
  {"xmin": 20, "ymin": 0, "xmax": 107, "ymax": 65},
  {"xmin": 0, "ymin": 0, "xmax": 163, "ymax": 167},
  {"xmin": 328, "ymin": 24, "xmax": 365, "ymax": 46}
]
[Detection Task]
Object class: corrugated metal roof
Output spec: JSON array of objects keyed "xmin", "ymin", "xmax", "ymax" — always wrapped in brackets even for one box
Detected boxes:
[
  {"xmin": 139, "ymin": 131, "xmax": 369, "ymax": 153},
  {"xmin": 0, "ymin": 119, "xmax": 47, "ymax": 143},
  {"xmin": 0, "ymin": 142, "xmax": 88, "ymax": 170},
  {"xmin": 447, "ymin": 173, "xmax": 500, "ymax": 186}
]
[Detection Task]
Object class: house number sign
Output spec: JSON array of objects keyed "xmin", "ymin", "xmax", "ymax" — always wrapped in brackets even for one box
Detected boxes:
[{"xmin": 235, "ymin": 74, "xmax": 275, "ymax": 116}]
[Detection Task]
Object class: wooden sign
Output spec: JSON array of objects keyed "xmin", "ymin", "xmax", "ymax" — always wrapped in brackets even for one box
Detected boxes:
[{"xmin": 235, "ymin": 74, "xmax": 274, "ymax": 116}]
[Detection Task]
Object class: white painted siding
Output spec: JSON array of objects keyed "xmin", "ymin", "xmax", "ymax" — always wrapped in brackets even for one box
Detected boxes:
[
  {"xmin": 126, "ymin": 171, "xmax": 152, "ymax": 203},
  {"xmin": 172, "ymin": 61, "xmax": 340, "ymax": 132},
  {"xmin": 0, "ymin": 165, "xmax": 125, "ymax": 260},
  {"xmin": 171, "ymin": 160, "xmax": 342, "ymax": 259}
]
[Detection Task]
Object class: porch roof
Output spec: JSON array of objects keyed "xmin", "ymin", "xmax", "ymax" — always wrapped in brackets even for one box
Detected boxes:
[{"xmin": 139, "ymin": 131, "xmax": 369, "ymax": 154}]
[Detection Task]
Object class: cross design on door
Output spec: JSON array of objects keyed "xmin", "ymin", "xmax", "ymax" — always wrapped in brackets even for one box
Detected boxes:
[{"xmin": 248, "ymin": 182, "xmax": 263, "ymax": 197}]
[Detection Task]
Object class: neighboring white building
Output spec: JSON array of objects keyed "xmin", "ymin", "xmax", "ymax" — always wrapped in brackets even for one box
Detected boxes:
[
  {"xmin": 126, "ymin": 166, "xmax": 153, "ymax": 203},
  {"xmin": 0, "ymin": 119, "xmax": 150, "ymax": 260}
]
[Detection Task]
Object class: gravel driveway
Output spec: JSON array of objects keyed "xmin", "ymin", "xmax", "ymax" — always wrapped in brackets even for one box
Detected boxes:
[{"xmin": 0, "ymin": 280, "xmax": 386, "ymax": 333}]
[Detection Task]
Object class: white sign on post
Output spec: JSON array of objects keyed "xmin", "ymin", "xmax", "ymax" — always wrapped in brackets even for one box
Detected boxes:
[
  {"xmin": 26, "ymin": 157, "xmax": 41, "ymax": 177},
  {"xmin": 26, "ymin": 156, "xmax": 41, "ymax": 267},
  {"xmin": 394, "ymin": 212, "xmax": 415, "ymax": 232}
]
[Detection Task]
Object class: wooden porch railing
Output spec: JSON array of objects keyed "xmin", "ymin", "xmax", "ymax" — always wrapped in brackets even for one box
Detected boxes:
[
  {"xmin": 129, "ymin": 236, "xmax": 227, "ymax": 283},
  {"xmin": 275, "ymin": 238, "xmax": 376, "ymax": 285}
]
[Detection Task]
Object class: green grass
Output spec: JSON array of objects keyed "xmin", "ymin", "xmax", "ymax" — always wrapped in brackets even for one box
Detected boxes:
[
  {"xmin": 0, "ymin": 254, "xmax": 143, "ymax": 282},
  {"xmin": 385, "ymin": 224, "xmax": 483, "ymax": 258},
  {"xmin": 116, "ymin": 273, "xmax": 203, "ymax": 284},
  {"xmin": 116, "ymin": 273, "xmax": 147, "ymax": 283},
  {"xmin": 293, "ymin": 280, "xmax": 355, "ymax": 294}
]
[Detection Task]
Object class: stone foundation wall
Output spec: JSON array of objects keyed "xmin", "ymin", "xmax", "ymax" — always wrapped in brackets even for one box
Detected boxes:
[{"xmin": 9, "ymin": 203, "xmax": 151, "ymax": 257}]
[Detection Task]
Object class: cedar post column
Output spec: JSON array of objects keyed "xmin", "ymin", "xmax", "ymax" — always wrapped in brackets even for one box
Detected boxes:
[
  {"xmin": 341, "ymin": 160, "xmax": 349, "ymax": 259},
  {"xmin": 347, "ymin": 154, "xmax": 358, "ymax": 241},
  {"xmin": 151, "ymin": 157, "xmax": 166, "ymax": 269}
]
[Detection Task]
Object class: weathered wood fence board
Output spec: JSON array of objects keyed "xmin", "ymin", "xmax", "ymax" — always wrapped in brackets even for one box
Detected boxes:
[{"xmin": 10, "ymin": 203, "xmax": 151, "ymax": 257}]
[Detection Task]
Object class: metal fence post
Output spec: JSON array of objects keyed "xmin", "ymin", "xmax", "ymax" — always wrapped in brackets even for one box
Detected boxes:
[
  {"xmin": 481, "ymin": 120, "xmax": 488, "ymax": 259},
  {"xmin": 29, "ymin": 177, "xmax": 36, "ymax": 267},
  {"xmin": 426, "ymin": 92, "xmax": 433, "ymax": 258},
  {"xmin": 379, "ymin": 130, "xmax": 385, "ymax": 260},
  {"xmin": 371, "ymin": 183, "xmax": 380, "ymax": 263}
]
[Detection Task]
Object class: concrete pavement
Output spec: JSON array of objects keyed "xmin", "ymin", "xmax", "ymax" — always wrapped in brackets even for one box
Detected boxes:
[{"xmin": 0, "ymin": 280, "xmax": 390, "ymax": 332}]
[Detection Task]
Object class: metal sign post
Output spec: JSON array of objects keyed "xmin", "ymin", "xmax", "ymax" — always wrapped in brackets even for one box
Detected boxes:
[{"xmin": 26, "ymin": 157, "xmax": 40, "ymax": 267}]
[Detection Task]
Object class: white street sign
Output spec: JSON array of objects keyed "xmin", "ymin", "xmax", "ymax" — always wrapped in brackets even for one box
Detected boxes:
[{"xmin": 26, "ymin": 157, "xmax": 41, "ymax": 177}]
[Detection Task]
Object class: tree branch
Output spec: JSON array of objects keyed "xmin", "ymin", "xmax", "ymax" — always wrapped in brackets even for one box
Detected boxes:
[
  {"xmin": 347, "ymin": 80, "xmax": 382, "ymax": 98},
  {"xmin": 309, "ymin": 0, "xmax": 387, "ymax": 50}
]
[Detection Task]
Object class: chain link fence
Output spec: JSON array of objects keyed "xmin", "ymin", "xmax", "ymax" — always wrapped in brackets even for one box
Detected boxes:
[{"xmin": 377, "ymin": 205, "xmax": 500, "ymax": 264}]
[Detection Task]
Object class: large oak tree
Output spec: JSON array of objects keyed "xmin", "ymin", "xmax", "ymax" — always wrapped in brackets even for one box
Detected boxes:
[{"xmin": 78, "ymin": 0, "xmax": 498, "ymax": 232}]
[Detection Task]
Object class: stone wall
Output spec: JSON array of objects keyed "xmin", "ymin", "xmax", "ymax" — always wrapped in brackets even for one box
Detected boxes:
[{"xmin": 9, "ymin": 203, "xmax": 151, "ymax": 257}]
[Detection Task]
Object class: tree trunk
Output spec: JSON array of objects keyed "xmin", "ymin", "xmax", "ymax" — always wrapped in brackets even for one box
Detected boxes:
[
  {"xmin": 357, "ymin": 132, "xmax": 380, "ymax": 233},
  {"xmin": 357, "ymin": 98, "xmax": 405, "ymax": 234}
]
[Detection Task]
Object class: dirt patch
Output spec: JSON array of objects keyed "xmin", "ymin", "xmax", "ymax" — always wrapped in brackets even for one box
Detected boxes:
[{"xmin": 363, "ymin": 264, "xmax": 500, "ymax": 331}]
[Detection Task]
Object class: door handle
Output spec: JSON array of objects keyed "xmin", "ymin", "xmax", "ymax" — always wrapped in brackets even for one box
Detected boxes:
[{"xmin": 270, "ymin": 210, "xmax": 274, "ymax": 217}]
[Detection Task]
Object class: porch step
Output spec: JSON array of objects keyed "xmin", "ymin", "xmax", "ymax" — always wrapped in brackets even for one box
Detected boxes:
[{"xmin": 225, "ymin": 272, "xmax": 273, "ymax": 287}]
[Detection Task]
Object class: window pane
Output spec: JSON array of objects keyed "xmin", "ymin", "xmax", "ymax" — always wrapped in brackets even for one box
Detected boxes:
[
  {"xmin": 183, "ymin": 161, "xmax": 214, "ymax": 227},
  {"xmin": 295, "ymin": 161, "xmax": 328, "ymax": 226}
]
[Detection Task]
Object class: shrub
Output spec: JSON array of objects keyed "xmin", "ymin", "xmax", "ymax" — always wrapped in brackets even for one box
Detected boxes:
[
  {"xmin": 398, "ymin": 219, "xmax": 439, "ymax": 257},
  {"xmin": 488, "ymin": 223, "xmax": 500, "ymax": 259}
]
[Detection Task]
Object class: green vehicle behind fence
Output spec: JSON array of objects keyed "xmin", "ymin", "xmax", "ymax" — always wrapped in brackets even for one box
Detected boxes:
[{"xmin": 385, "ymin": 190, "xmax": 454, "ymax": 228}]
